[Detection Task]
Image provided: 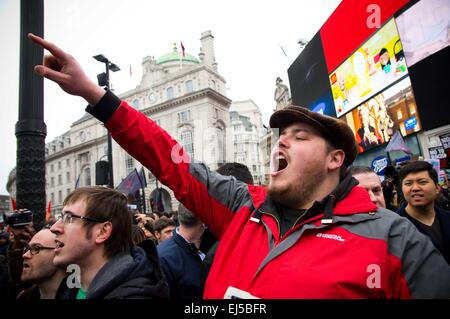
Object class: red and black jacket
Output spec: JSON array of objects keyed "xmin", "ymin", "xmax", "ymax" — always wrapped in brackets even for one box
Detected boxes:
[{"xmin": 86, "ymin": 90, "xmax": 450, "ymax": 298}]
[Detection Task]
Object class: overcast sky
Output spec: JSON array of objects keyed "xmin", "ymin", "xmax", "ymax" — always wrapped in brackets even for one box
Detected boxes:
[{"xmin": 0, "ymin": 0, "xmax": 342, "ymax": 194}]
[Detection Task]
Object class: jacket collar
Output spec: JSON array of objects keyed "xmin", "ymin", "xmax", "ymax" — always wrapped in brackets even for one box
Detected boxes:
[{"xmin": 255, "ymin": 173, "xmax": 377, "ymax": 223}]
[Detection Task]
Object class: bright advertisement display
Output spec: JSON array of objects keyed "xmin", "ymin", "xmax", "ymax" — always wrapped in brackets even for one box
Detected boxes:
[
  {"xmin": 330, "ymin": 19, "xmax": 408, "ymax": 117},
  {"xmin": 396, "ymin": 0, "xmax": 450, "ymax": 67},
  {"xmin": 341, "ymin": 77, "xmax": 421, "ymax": 154}
]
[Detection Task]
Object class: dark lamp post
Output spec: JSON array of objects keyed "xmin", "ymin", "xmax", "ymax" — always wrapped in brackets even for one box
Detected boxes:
[{"xmin": 93, "ymin": 54, "xmax": 120, "ymax": 188}]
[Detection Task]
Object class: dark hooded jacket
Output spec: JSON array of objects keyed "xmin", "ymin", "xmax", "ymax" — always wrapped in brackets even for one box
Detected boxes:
[{"xmin": 86, "ymin": 245, "xmax": 168, "ymax": 299}]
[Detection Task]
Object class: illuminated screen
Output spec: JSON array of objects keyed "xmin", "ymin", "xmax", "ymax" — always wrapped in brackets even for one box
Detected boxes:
[
  {"xmin": 329, "ymin": 19, "xmax": 409, "ymax": 118},
  {"xmin": 308, "ymin": 90, "xmax": 336, "ymax": 117},
  {"xmin": 341, "ymin": 77, "xmax": 421, "ymax": 154},
  {"xmin": 396, "ymin": 0, "xmax": 450, "ymax": 67}
]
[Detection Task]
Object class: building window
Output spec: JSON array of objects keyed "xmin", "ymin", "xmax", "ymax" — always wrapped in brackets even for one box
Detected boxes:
[
  {"xmin": 58, "ymin": 191, "xmax": 62, "ymax": 204},
  {"xmin": 66, "ymin": 159, "xmax": 70, "ymax": 168},
  {"xmin": 253, "ymin": 165, "xmax": 257, "ymax": 172},
  {"xmin": 83, "ymin": 167, "xmax": 91, "ymax": 186},
  {"xmin": 178, "ymin": 110, "xmax": 190, "ymax": 123},
  {"xmin": 125, "ymin": 154, "xmax": 134, "ymax": 175},
  {"xmin": 167, "ymin": 87, "xmax": 174, "ymax": 99},
  {"xmin": 180, "ymin": 129, "xmax": 194, "ymax": 158},
  {"xmin": 50, "ymin": 177, "xmax": 55, "ymax": 187},
  {"xmin": 51, "ymin": 193, "xmax": 55, "ymax": 204},
  {"xmin": 217, "ymin": 127, "xmax": 225, "ymax": 164},
  {"xmin": 50, "ymin": 164, "xmax": 54, "ymax": 173},
  {"xmin": 132, "ymin": 99, "xmax": 140, "ymax": 109},
  {"xmin": 67, "ymin": 188, "xmax": 71, "ymax": 196},
  {"xmin": 397, "ymin": 110, "xmax": 403, "ymax": 120},
  {"xmin": 66, "ymin": 172, "xmax": 70, "ymax": 183},
  {"xmin": 185, "ymin": 80, "xmax": 193, "ymax": 93},
  {"xmin": 58, "ymin": 174, "xmax": 62, "ymax": 185}
]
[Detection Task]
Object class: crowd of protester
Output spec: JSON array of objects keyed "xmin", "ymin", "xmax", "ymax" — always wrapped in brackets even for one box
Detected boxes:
[{"xmin": 0, "ymin": 33, "xmax": 449, "ymax": 299}]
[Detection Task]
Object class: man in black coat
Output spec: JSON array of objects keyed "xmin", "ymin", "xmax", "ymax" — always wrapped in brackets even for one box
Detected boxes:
[{"xmin": 397, "ymin": 161, "xmax": 450, "ymax": 264}]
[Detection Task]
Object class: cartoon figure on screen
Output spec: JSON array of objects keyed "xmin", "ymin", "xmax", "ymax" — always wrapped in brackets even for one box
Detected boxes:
[
  {"xmin": 379, "ymin": 48, "xmax": 392, "ymax": 74},
  {"xmin": 352, "ymin": 50, "xmax": 372, "ymax": 98},
  {"xmin": 355, "ymin": 105, "xmax": 383, "ymax": 152}
]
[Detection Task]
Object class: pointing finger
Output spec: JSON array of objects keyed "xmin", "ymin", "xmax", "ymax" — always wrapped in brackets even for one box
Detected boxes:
[{"xmin": 28, "ymin": 33, "xmax": 69, "ymax": 61}]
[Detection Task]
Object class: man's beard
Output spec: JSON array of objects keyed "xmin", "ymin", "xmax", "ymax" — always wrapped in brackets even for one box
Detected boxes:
[{"xmin": 268, "ymin": 169, "xmax": 327, "ymax": 209}]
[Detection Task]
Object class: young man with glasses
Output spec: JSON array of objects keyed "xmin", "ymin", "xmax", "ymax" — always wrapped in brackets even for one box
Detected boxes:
[
  {"xmin": 50, "ymin": 186, "xmax": 168, "ymax": 299},
  {"xmin": 17, "ymin": 228, "xmax": 70, "ymax": 299}
]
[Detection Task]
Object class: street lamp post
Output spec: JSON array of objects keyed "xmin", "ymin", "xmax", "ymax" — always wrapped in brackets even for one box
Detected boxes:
[
  {"xmin": 16, "ymin": 0, "xmax": 46, "ymax": 228},
  {"xmin": 93, "ymin": 54, "xmax": 120, "ymax": 188}
]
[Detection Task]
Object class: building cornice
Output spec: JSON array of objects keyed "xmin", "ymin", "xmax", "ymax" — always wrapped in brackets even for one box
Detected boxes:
[
  {"xmin": 141, "ymin": 88, "xmax": 232, "ymax": 116},
  {"xmin": 119, "ymin": 65, "xmax": 227, "ymax": 99},
  {"xmin": 46, "ymin": 135, "xmax": 107, "ymax": 161}
]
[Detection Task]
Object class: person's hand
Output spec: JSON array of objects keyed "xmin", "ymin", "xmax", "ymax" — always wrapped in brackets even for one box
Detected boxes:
[
  {"xmin": 135, "ymin": 213, "xmax": 150, "ymax": 224},
  {"xmin": 10, "ymin": 224, "xmax": 36, "ymax": 250},
  {"xmin": 28, "ymin": 33, "xmax": 106, "ymax": 106}
]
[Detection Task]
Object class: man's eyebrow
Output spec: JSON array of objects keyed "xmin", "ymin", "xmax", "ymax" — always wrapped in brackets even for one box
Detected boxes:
[{"xmin": 281, "ymin": 127, "xmax": 311, "ymax": 135}]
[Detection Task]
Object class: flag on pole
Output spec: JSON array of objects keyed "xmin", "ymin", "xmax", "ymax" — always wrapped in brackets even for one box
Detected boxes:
[
  {"xmin": 46, "ymin": 201, "xmax": 52, "ymax": 222},
  {"xmin": 386, "ymin": 130, "xmax": 412, "ymax": 154},
  {"xmin": 116, "ymin": 168, "xmax": 142, "ymax": 196},
  {"xmin": 180, "ymin": 41, "xmax": 185, "ymax": 57},
  {"xmin": 75, "ymin": 174, "xmax": 81, "ymax": 189},
  {"xmin": 137, "ymin": 167, "xmax": 147, "ymax": 188}
]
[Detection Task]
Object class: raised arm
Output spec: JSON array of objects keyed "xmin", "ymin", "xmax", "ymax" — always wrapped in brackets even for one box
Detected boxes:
[{"xmin": 28, "ymin": 33, "xmax": 105, "ymax": 106}]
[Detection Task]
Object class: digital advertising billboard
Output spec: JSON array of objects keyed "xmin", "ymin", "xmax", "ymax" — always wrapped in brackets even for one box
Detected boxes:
[
  {"xmin": 341, "ymin": 76, "xmax": 421, "ymax": 154},
  {"xmin": 396, "ymin": 0, "xmax": 450, "ymax": 67},
  {"xmin": 329, "ymin": 19, "xmax": 409, "ymax": 118}
]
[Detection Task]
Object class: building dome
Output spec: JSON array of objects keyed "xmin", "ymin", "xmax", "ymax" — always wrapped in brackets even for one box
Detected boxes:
[{"xmin": 156, "ymin": 45, "xmax": 200, "ymax": 65}]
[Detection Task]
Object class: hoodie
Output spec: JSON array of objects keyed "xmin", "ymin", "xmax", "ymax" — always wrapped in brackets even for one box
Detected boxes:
[{"xmin": 86, "ymin": 246, "xmax": 169, "ymax": 299}]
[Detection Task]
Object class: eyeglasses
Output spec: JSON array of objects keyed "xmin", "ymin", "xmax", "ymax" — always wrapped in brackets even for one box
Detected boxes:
[
  {"xmin": 23, "ymin": 244, "xmax": 57, "ymax": 255},
  {"xmin": 58, "ymin": 211, "xmax": 108, "ymax": 225}
]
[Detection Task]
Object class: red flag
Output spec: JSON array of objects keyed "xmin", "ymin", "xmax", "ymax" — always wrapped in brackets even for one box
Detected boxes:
[
  {"xmin": 46, "ymin": 201, "xmax": 52, "ymax": 221},
  {"xmin": 180, "ymin": 41, "xmax": 185, "ymax": 57},
  {"xmin": 11, "ymin": 198, "xmax": 16, "ymax": 210}
]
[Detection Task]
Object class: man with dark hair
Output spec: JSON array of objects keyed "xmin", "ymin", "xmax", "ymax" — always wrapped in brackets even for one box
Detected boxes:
[
  {"xmin": 50, "ymin": 186, "xmax": 168, "ymax": 299},
  {"xmin": 349, "ymin": 166, "xmax": 386, "ymax": 208},
  {"xmin": 30, "ymin": 34, "xmax": 450, "ymax": 298},
  {"xmin": 397, "ymin": 161, "xmax": 450, "ymax": 264},
  {"xmin": 158, "ymin": 204, "xmax": 205, "ymax": 298},
  {"xmin": 217, "ymin": 162, "xmax": 254, "ymax": 185},
  {"xmin": 17, "ymin": 228, "xmax": 68, "ymax": 299},
  {"xmin": 153, "ymin": 216, "xmax": 176, "ymax": 244}
]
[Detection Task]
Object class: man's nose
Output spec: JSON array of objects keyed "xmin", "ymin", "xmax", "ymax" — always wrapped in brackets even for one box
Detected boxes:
[
  {"xmin": 50, "ymin": 218, "xmax": 63, "ymax": 234},
  {"xmin": 277, "ymin": 134, "xmax": 289, "ymax": 148}
]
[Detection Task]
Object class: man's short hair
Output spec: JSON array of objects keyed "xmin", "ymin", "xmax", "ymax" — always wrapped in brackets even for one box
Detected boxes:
[
  {"xmin": 217, "ymin": 162, "xmax": 254, "ymax": 185},
  {"xmin": 154, "ymin": 216, "xmax": 176, "ymax": 233},
  {"xmin": 349, "ymin": 166, "xmax": 376, "ymax": 176},
  {"xmin": 63, "ymin": 186, "xmax": 132, "ymax": 258},
  {"xmin": 399, "ymin": 160, "xmax": 438, "ymax": 185},
  {"xmin": 177, "ymin": 204, "xmax": 200, "ymax": 227}
]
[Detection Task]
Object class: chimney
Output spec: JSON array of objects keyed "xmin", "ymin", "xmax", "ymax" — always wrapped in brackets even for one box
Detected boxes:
[{"xmin": 200, "ymin": 30, "xmax": 217, "ymax": 70}]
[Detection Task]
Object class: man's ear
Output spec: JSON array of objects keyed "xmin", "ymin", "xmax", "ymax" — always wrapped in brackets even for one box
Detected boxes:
[
  {"xmin": 95, "ymin": 222, "xmax": 113, "ymax": 244},
  {"xmin": 328, "ymin": 149, "xmax": 345, "ymax": 172}
]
